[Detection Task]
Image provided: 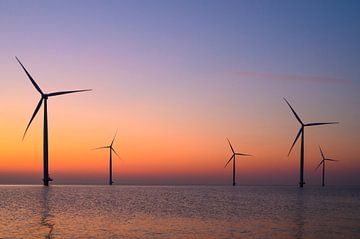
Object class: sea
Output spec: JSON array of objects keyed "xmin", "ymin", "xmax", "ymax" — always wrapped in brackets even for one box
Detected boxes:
[{"xmin": 0, "ymin": 185, "xmax": 359, "ymax": 239}]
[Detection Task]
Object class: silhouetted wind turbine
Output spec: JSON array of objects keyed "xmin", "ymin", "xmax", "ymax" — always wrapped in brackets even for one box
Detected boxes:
[
  {"xmin": 224, "ymin": 138, "xmax": 251, "ymax": 186},
  {"xmin": 316, "ymin": 146, "xmax": 338, "ymax": 187},
  {"xmin": 93, "ymin": 131, "xmax": 120, "ymax": 185},
  {"xmin": 17, "ymin": 57, "xmax": 91, "ymax": 186},
  {"xmin": 284, "ymin": 98, "xmax": 338, "ymax": 188}
]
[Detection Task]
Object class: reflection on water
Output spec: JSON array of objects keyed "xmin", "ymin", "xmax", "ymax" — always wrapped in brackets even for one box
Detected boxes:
[
  {"xmin": 40, "ymin": 187, "xmax": 54, "ymax": 239},
  {"xmin": 294, "ymin": 190, "xmax": 304, "ymax": 239},
  {"xmin": 0, "ymin": 186, "xmax": 359, "ymax": 239}
]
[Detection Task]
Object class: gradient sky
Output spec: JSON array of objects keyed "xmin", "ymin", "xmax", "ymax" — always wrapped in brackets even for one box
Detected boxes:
[{"xmin": 0, "ymin": 0, "xmax": 359, "ymax": 185}]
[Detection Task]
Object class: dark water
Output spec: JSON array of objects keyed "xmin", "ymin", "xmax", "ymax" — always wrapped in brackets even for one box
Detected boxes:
[{"xmin": 0, "ymin": 185, "xmax": 359, "ymax": 239}]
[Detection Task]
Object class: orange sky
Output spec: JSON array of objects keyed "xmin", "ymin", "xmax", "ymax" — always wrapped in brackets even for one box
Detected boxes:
[
  {"xmin": 0, "ymin": 89, "xmax": 358, "ymax": 185},
  {"xmin": 0, "ymin": 1, "xmax": 359, "ymax": 185}
]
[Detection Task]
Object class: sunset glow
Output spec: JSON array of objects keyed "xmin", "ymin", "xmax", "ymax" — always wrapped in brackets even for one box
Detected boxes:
[{"xmin": 0, "ymin": 1, "xmax": 359, "ymax": 186}]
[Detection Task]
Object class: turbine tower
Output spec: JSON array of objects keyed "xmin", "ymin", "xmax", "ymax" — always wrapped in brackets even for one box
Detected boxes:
[
  {"xmin": 316, "ymin": 146, "xmax": 338, "ymax": 187},
  {"xmin": 17, "ymin": 57, "xmax": 91, "ymax": 186},
  {"xmin": 284, "ymin": 98, "xmax": 338, "ymax": 188},
  {"xmin": 224, "ymin": 138, "xmax": 251, "ymax": 186},
  {"xmin": 93, "ymin": 131, "xmax": 120, "ymax": 185}
]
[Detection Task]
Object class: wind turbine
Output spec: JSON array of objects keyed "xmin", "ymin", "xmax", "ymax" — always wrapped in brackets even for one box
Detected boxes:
[
  {"xmin": 316, "ymin": 146, "xmax": 338, "ymax": 187},
  {"xmin": 283, "ymin": 98, "xmax": 338, "ymax": 188},
  {"xmin": 93, "ymin": 131, "xmax": 120, "ymax": 185},
  {"xmin": 224, "ymin": 138, "xmax": 251, "ymax": 186},
  {"xmin": 17, "ymin": 57, "xmax": 91, "ymax": 186}
]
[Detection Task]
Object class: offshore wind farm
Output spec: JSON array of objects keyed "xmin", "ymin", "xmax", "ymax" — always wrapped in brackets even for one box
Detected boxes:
[{"xmin": 0, "ymin": 1, "xmax": 359, "ymax": 239}]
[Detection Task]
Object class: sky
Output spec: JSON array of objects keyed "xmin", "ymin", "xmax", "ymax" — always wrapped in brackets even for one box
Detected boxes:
[{"xmin": 0, "ymin": 0, "xmax": 359, "ymax": 185}]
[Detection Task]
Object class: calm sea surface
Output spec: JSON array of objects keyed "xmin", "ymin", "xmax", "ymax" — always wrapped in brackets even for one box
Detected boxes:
[{"xmin": 0, "ymin": 185, "xmax": 359, "ymax": 239}]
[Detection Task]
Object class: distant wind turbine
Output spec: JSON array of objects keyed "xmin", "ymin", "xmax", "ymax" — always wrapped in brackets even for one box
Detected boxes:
[
  {"xmin": 224, "ymin": 138, "xmax": 251, "ymax": 186},
  {"xmin": 316, "ymin": 146, "xmax": 338, "ymax": 187},
  {"xmin": 283, "ymin": 98, "xmax": 338, "ymax": 188},
  {"xmin": 17, "ymin": 57, "xmax": 91, "ymax": 186},
  {"xmin": 93, "ymin": 131, "xmax": 120, "ymax": 185}
]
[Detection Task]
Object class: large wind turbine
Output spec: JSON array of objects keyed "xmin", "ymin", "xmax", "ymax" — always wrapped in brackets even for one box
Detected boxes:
[
  {"xmin": 17, "ymin": 57, "xmax": 91, "ymax": 186},
  {"xmin": 224, "ymin": 138, "xmax": 251, "ymax": 186},
  {"xmin": 316, "ymin": 146, "xmax": 338, "ymax": 187},
  {"xmin": 93, "ymin": 131, "xmax": 120, "ymax": 185},
  {"xmin": 284, "ymin": 98, "xmax": 338, "ymax": 188}
]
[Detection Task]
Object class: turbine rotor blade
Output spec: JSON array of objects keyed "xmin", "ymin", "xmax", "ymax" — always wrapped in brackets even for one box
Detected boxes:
[
  {"xmin": 47, "ymin": 89, "xmax": 92, "ymax": 97},
  {"xmin": 111, "ymin": 147, "xmax": 121, "ymax": 159},
  {"xmin": 226, "ymin": 138, "xmax": 235, "ymax": 154},
  {"xmin": 305, "ymin": 122, "xmax": 339, "ymax": 127},
  {"xmin": 16, "ymin": 57, "xmax": 43, "ymax": 95},
  {"xmin": 283, "ymin": 98, "xmax": 303, "ymax": 125},
  {"xmin": 23, "ymin": 98, "xmax": 43, "ymax": 140},
  {"xmin": 111, "ymin": 129, "xmax": 118, "ymax": 147},
  {"xmin": 325, "ymin": 158, "xmax": 338, "ymax": 162},
  {"xmin": 315, "ymin": 160, "xmax": 324, "ymax": 171},
  {"xmin": 92, "ymin": 146, "xmax": 110, "ymax": 150},
  {"xmin": 224, "ymin": 154, "xmax": 234, "ymax": 168},
  {"xmin": 288, "ymin": 128, "xmax": 302, "ymax": 156},
  {"xmin": 235, "ymin": 153, "xmax": 252, "ymax": 156},
  {"xmin": 319, "ymin": 146, "xmax": 325, "ymax": 160}
]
